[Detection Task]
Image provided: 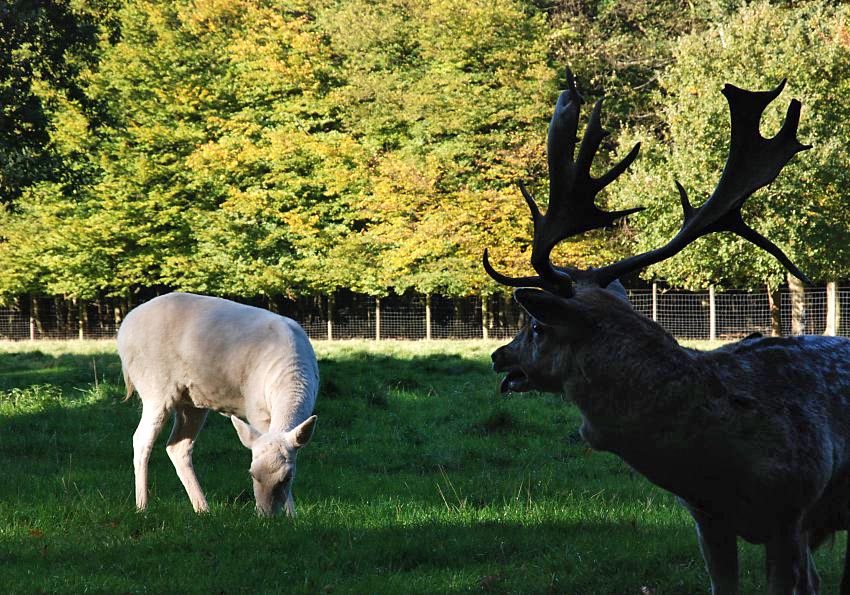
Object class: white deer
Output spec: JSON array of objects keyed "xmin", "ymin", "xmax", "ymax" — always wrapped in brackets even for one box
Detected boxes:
[{"xmin": 118, "ymin": 292, "xmax": 318, "ymax": 516}]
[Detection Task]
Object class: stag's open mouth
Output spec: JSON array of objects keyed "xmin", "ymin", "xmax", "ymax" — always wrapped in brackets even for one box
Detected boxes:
[{"xmin": 500, "ymin": 369, "xmax": 530, "ymax": 394}]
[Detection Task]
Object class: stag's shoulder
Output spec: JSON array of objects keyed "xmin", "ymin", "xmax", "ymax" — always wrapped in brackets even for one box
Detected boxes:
[{"xmin": 714, "ymin": 334, "xmax": 850, "ymax": 358}]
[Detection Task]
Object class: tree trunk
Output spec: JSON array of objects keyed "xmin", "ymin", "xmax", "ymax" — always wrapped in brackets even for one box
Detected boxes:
[
  {"xmin": 114, "ymin": 297, "xmax": 123, "ymax": 329},
  {"xmin": 788, "ymin": 272, "xmax": 807, "ymax": 335},
  {"xmin": 767, "ymin": 283, "xmax": 782, "ymax": 337}
]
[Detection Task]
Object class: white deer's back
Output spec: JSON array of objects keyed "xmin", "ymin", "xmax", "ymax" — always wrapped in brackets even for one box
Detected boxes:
[{"xmin": 118, "ymin": 292, "xmax": 318, "ymax": 431}]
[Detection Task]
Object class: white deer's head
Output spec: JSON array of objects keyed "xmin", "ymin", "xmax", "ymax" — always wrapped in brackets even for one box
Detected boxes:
[{"xmin": 231, "ymin": 415, "xmax": 317, "ymax": 516}]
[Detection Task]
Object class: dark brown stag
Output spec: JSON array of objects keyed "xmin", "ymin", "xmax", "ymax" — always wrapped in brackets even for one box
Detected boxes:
[{"xmin": 486, "ymin": 70, "xmax": 850, "ymax": 595}]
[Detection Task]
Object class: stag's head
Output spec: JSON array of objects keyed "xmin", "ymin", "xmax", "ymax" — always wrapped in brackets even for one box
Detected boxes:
[
  {"xmin": 487, "ymin": 69, "xmax": 811, "ymax": 395},
  {"xmin": 231, "ymin": 415, "xmax": 317, "ymax": 516}
]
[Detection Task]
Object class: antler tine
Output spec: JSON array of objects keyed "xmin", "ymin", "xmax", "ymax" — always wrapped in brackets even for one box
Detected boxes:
[
  {"xmin": 483, "ymin": 68, "xmax": 644, "ymax": 296},
  {"xmin": 590, "ymin": 80, "xmax": 812, "ymax": 289}
]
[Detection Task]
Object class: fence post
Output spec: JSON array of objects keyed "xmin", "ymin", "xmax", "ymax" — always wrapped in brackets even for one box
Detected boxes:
[
  {"xmin": 709, "ymin": 286, "xmax": 716, "ymax": 341},
  {"xmin": 425, "ymin": 294, "xmax": 432, "ymax": 340},
  {"xmin": 327, "ymin": 293, "xmax": 334, "ymax": 341},
  {"xmin": 481, "ymin": 296, "xmax": 489, "ymax": 340},
  {"xmin": 825, "ymin": 281, "xmax": 837, "ymax": 336},
  {"xmin": 375, "ymin": 297, "xmax": 381, "ymax": 341},
  {"xmin": 77, "ymin": 299, "xmax": 85, "ymax": 340},
  {"xmin": 651, "ymin": 282, "xmax": 658, "ymax": 322}
]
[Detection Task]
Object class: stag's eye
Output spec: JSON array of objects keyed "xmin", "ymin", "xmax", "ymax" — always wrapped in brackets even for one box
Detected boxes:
[{"xmin": 531, "ymin": 320, "xmax": 543, "ymax": 336}]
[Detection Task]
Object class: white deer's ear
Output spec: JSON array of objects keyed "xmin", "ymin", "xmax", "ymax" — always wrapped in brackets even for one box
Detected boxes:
[
  {"xmin": 289, "ymin": 415, "xmax": 317, "ymax": 449},
  {"xmin": 231, "ymin": 416, "xmax": 262, "ymax": 449},
  {"xmin": 513, "ymin": 288, "xmax": 585, "ymax": 328}
]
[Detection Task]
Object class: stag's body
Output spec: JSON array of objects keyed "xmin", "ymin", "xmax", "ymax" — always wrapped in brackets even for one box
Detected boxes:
[
  {"xmin": 569, "ymin": 291, "xmax": 850, "ymax": 540},
  {"xmin": 495, "ymin": 288, "xmax": 850, "ymax": 593},
  {"xmin": 118, "ymin": 292, "xmax": 318, "ymax": 516}
]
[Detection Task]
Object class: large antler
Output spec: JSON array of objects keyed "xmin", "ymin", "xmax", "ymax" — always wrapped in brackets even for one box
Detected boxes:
[
  {"xmin": 483, "ymin": 69, "xmax": 642, "ymax": 296},
  {"xmin": 584, "ymin": 79, "xmax": 812, "ymax": 288},
  {"xmin": 485, "ymin": 71, "xmax": 812, "ymax": 296}
]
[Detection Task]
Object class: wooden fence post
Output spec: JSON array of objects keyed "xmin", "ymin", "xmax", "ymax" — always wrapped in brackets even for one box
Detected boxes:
[
  {"xmin": 481, "ymin": 296, "xmax": 489, "ymax": 340},
  {"xmin": 327, "ymin": 293, "xmax": 334, "ymax": 341},
  {"xmin": 652, "ymin": 282, "xmax": 658, "ymax": 322},
  {"xmin": 709, "ymin": 286, "xmax": 716, "ymax": 341},
  {"xmin": 825, "ymin": 281, "xmax": 837, "ymax": 336},
  {"xmin": 375, "ymin": 297, "xmax": 381, "ymax": 341},
  {"xmin": 425, "ymin": 294, "xmax": 432, "ymax": 340}
]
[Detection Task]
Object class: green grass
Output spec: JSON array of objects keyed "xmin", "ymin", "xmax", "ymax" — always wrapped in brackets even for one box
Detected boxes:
[{"xmin": 0, "ymin": 339, "xmax": 845, "ymax": 593}]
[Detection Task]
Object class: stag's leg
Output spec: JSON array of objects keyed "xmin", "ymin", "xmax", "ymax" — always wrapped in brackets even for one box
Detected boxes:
[
  {"xmin": 804, "ymin": 546, "xmax": 820, "ymax": 595},
  {"xmin": 691, "ymin": 510, "xmax": 740, "ymax": 595},
  {"xmin": 165, "ymin": 405, "xmax": 210, "ymax": 513},
  {"xmin": 764, "ymin": 521, "xmax": 806, "ymax": 595},
  {"xmin": 133, "ymin": 401, "xmax": 170, "ymax": 511}
]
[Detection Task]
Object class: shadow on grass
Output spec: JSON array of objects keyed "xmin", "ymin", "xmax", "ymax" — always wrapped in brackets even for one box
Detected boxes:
[
  {"xmin": 0, "ymin": 348, "xmax": 124, "ymax": 392},
  {"xmin": 0, "ymin": 502, "xmax": 714, "ymax": 594},
  {"xmin": 9, "ymin": 347, "xmax": 843, "ymax": 593}
]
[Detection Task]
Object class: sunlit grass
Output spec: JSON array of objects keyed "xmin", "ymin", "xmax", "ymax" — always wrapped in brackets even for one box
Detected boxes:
[{"xmin": 0, "ymin": 339, "xmax": 845, "ymax": 593}]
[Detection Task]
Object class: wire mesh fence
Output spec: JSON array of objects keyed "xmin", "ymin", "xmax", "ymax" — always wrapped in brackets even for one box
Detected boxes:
[{"xmin": 0, "ymin": 287, "xmax": 845, "ymax": 342}]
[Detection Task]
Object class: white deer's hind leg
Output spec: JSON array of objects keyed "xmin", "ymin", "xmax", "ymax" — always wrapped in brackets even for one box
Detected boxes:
[
  {"xmin": 166, "ymin": 405, "xmax": 210, "ymax": 513},
  {"xmin": 133, "ymin": 402, "xmax": 169, "ymax": 511}
]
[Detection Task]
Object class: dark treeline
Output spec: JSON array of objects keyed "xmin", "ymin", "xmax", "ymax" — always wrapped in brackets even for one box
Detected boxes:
[{"xmin": 1, "ymin": 0, "xmax": 848, "ymax": 312}]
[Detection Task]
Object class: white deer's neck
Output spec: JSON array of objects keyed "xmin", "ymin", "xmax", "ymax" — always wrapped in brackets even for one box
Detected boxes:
[
  {"xmin": 268, "ymin": 390, "xmax": 316, "ymax": 434},
  {"xmin": 252, "ymin": 354, "xmax": 318, "ymax": 435}
]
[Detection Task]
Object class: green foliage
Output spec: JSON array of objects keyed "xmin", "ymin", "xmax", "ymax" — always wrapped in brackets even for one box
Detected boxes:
[
  {"xmin": 609, "ymin": 0, "xmax": 850, "ymax": 289},
  {"xmin": 0, "ymin": 0, "xmax": 847, "ymax": 300}
]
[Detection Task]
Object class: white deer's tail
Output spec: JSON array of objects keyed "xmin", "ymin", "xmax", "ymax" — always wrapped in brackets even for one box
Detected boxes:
[{"xmin": 122, "ymin": 365, "xmax": 135, "ymax": 402}]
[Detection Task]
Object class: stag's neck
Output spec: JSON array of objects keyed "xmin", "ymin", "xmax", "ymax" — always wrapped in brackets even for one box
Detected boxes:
[{"xmin": 569, "ymin": 313, "xmax": 700, "ymax": 448}]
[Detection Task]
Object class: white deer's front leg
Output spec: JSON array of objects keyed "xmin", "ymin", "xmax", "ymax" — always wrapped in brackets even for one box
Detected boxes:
[
  {"xmin": 284, "ymin": 489, "xmax": 296, "ymax": 518},
  {"xmin": 133, "ymin": 403, "xmax": 169, "ymax": 511},
  {"xmin": 690, "ymin": 508, "xmax": 739, "ymax": 595},
  {"xmin": 166, "ymin": 405, "xmax": 210, "ymax": 513}
]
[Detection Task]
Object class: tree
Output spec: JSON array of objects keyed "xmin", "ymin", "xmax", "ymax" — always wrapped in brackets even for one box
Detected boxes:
[
  {"xmin": 321, "ymin": 0, "xmax": 555, "ymax": 297},
  {"xmin": 609, "ymin": 0, "xmax": 850, "ymax": 290}
]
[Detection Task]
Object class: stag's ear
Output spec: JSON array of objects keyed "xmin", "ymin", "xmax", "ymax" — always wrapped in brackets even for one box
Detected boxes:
[
  {"xmin": 513, "ymin": 288, "xmax": 585, "ymax": 328},
  {"xmin": 231, "ymin": 416, "xmax": 262, "ymax": 449}
]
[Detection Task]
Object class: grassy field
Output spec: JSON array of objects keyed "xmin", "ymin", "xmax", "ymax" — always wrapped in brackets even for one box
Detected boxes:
[{"xmin": 0, "ymin": 339, "xmax": 846, "ymax": 593}]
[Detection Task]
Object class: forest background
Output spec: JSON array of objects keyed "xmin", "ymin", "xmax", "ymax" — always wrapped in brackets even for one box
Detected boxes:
[{"xmin": 1, "ymin": 0, "xmax": 849, "ymax": 322}]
